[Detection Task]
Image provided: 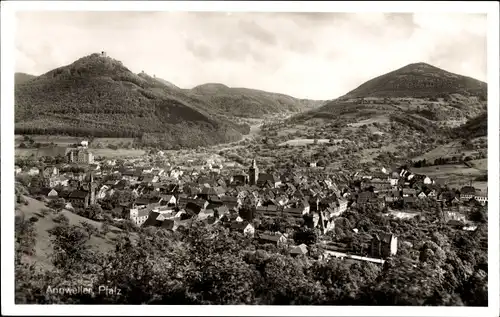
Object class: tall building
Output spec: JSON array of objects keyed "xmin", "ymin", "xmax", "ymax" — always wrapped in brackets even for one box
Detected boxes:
[
  {"xmin": 248, "ymin": 159, "xmax": 259, "ymax": 186},
  {"xmin": 66, "ymin": 148, "xmax": 94, "ymax": 164}
]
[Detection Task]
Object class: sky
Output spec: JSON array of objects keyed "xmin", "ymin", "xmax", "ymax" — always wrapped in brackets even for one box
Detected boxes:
[{"xmin": 15, "ymin": 11, "xmax": 487, "ymax": 100}]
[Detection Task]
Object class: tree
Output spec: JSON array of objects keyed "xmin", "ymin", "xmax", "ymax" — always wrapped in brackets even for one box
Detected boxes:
[
  {"xmin": 293, "ymin": 227, "xmax": 318, "ymax": 245},
  {"xmin": 80, "ymin": 222, "xmax": 98, "ymax": 239},
  {"xmin": 47, "ymin": 223, "xmax": 93, "ymax": 273},
  {"xmin": 47, "ymin": 198, "xmax": 66, "ymax": 212},
  {"xmin": 84, "ymin": 204, "xmax": 104, "ymax": 220}
]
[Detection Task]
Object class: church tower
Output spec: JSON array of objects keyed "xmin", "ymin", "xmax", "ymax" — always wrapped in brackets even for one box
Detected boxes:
[
  {"xmin": 88, "ymin": 171, "xmax": 97, "ymax": 206},
  {"xmin": 248, "ymin": 158, "xmax": 259, "ymax": 186}
]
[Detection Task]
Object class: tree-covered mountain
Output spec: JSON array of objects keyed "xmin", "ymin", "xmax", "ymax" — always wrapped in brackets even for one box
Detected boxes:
[
  {"xmin": 339, "ymin": 62, "xmax": 487, "ymax": 100},
  {"xmin": 15, "ymin": 53, "xmax": 323, "ymax": 147},
  {"xmin": 15, "ymin": 72, "xmax": 36, "ymax": 85}
]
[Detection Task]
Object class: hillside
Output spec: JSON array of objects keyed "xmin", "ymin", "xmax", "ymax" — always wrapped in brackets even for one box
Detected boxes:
[
  {"xmin": 15, "ymin": 72, "xmax": 36, "ymax": 85},
  {"xmin": 453, "ymin": 112, "xmax": 487, "ymax": 139},
  {"xmin": 15, "ymin": 53, "xmax": 324, "ymax": 147},
  {"xmin": 290, "ymin": 62, "xmax": 487, "ymax": 134},
  {"xmin": 14, "ymin": 53, "xmax": 249, "ymax": 148},
  {"xmin": 340, "ymin": 62, "xmax": 487, "ymax": 100},
  {"xmin": 189, "ymin": 84, "xmax": 323, "ymax": 118}
]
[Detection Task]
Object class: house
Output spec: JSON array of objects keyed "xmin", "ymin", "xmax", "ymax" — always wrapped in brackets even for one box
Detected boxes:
[
  {"xmin": 44, "ymin": 175, "xmax": 69, "ymax": 188},
  {"xmin": 39, "ymin": 188, "xmax": 58, "ymax": 198},
  {"xmin": 473, "ymin": 191, "xmax": 488, "ymax": 205},
  {"xmin": 28, "ymin": 167, "xmax": 40, "ymax": 176},
  {"xmin": 129, "ymin": 208, "xmax": 152, "ymax": 226},
  {"xmin": 370, "ymin": 233, "xmax": 398, "ymax": 259},
  {"xmin": 427, "ymin": 189, "xmax": 438, "ymax": 199},
  {"xmin": 390, "ymin": 172, "xmax": 399, "ymax": 186},
  {"xmin": 290, "ymin": 244, "xmax": 308, "ymax": 256},
  {"xmin": 282, "ymin": 207, "xmax": 306, "ymax": 220},
  {"xmin": 140, "ymin": 175, "xmax": 159, "ymax": 184},
  {"xmin": 402, "ymin": 188, "xmax": 417, "ymax": 197},
  {"xmin": 258, "ymin": 232, "xmax": 287, "ymax": 246},
  {"xmin": 257, "ymin": 173, "xmax": 281, "ymax": 188},
  {"xmin": 43, "ymin": 166, "xmax": 59, "ymax": 177},
  {"xmin": 384, "ymin": 190, "xmax": 401, "ymax": 202},
  {"xmin": 230, "ymin": 222, "xmax": 255, "ymax": 237},
  {"xmin": 460, "ymin": 186, "xmax": 476, "ymax": 201},
  {"xmin": 97, "ymin": 185, "xmax": 110, "ymax": 200},
  {"xmin": 423, "ymin": 176, "xmax": 433, "ymax": 185},
  {"xmin": 185, "ymin": 201, "xmax": 206, "ymax": 216},
  {"xmin": 14, "ymin": 166, "xmax": 22, "ymax": 175},
  {"xmin": 68, "ymin": 190, "xmax": 92, "ymax": 208},
  {"xmin": 160, "ymin": 194, "xmax": 177, "ymax": 207},
  {"xmin": 256, "ymin": 205, "xmax": 280, "ymax": 218},
  {"xmin": 403, "ymin": 196, "xmax": 416, "ymax": 205},
  {"xmin": 417, "ymin": 191, "xmax": 427, "ymax": 199}
]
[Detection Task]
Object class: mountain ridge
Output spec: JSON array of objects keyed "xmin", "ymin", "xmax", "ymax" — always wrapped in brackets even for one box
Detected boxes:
[
  {"xmin": 15, "ymin": 53, "xmax": 247, "ymax": 148},
  {"xmin": 15, "ymin": 53, "xmax": 324, "ymax": 147},
  {"xmin": 339, "ymin": 62, "xmax": 487, "ymax": 100},
  {"xmin": 291, "ymin": 62, "xmax": 487, "ymax": 131}
]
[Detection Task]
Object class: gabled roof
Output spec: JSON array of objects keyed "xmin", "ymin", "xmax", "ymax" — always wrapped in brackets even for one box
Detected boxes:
[
  {"xmin": 460, "ymin": 186, "xmax": 476, "ymax": 194},
  {"xmin": 259, "ymin": 233, "xmax": 285, "ymax": 242},
  {"xmin": 372, "ymin": 232, "xmax": 395, "ymax": 244},
  {"xmin": 230, "ymin": 221, "xmax": 252, "ymax": 230},
  {"xmin": 142, "ymin": 212, "xmax": 162, "ymax": 227},
  {"xmin": 69, "ymin": 190, "xmax": 88, "ymax": 199},
  {"xmin": 290, "ymin": 244, "xmax": 308, "ymax": 255},
  {"xmin": 258, "ymin": 173, "xmax": 276, "ymax": 183},
  {"xmin": 39, "ymin": 188, "xmax": 57, "ymax": 196}
]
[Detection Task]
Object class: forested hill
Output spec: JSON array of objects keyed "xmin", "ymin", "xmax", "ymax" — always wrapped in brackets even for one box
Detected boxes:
[{"xmin": 14, "ymin": 53, "xmax": 248, "ymax": 148}]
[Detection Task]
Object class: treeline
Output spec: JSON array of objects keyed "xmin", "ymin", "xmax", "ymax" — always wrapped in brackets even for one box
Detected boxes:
[
  {"xmin": 452, "ymin": 113, "xmax": 487, "ymax": 140},
  {"xmin": 389, "ymin": 113, "xmax": 438, "ymax": 134},
  {"xmin": 412, "ymin": 152, "xmax": 486, "ymax": 168},
  {"xmin": 15, "ymin": 201, "xmax": 488, "ymax": 305},
  {"xmin": 15, "ymin": 126, "xmax": 142, "ymax": 138}
]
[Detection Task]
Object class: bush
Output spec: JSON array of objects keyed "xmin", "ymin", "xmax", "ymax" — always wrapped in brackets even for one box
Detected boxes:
[
  {"xmin": 41, "ymin": 208, "xmax": 52, "ymax": 217},
  {"xmin": 53, "ymin": 213, "xmax": 70, "ymax": 225}
]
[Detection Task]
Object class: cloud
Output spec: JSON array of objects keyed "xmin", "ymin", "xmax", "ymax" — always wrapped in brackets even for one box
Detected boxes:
[
  {"xmin": 15, "ymin": 11, "xmax": 487, "ymax": 99},
  {"xmin": 185, "ymin": 39, "xmax": 214, "ymax": 60},
  {"xmin": 238, "ymin": 19, "xmax": 277, "ymax": 46}
]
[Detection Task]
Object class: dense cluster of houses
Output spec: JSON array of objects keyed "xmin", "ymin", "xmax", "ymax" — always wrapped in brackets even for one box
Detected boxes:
[{"xmin": 16, "ymin": 149, "xmax": 488, "ymax": 263}]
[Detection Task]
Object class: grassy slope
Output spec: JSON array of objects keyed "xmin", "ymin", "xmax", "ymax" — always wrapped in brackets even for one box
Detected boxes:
[{"xmin": 18, "ymin": 196, "xmax": 123, "ymax": 270}]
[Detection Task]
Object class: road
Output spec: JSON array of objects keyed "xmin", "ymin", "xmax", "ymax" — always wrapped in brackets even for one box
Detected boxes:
[{"xmin": 215, "ymin": 113, "xmax": 293, "ymax": 151}]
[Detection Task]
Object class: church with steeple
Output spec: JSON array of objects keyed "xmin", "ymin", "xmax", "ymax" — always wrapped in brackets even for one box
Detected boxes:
[
  {"xmin": 248, "ymin": 158, "xmax": 259, "ymax": 186},
  {"xmin": 67, "ymin": 171, "xmax": 97, "ymax": 208}
]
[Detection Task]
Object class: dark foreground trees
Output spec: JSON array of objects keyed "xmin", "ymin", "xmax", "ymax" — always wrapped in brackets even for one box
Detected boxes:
[{"xmin": 15, "ymin": 213, "xmax": 488, "ymax": 306}]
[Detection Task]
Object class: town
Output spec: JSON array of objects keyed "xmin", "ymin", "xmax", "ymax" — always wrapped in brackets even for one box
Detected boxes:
[{"xmin": 15, "ymin": 138, "xmax": 488, "ymax": 266}]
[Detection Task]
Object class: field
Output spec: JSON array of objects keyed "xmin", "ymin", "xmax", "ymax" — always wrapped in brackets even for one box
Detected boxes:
[
  {"xmin": 15, "ymin": 135, "xmax": 135, "ymax": 148},
  {"xmin": 359, "ymin": 144, "xmax": 399, "ymax": 163},
  {"xmin": 347, "ymin": 116, "xmax": 390, "ymax": 127},
  {"xmin": 412, "ymin": 141, "xmax": 484, "ymax": 162},
  {"xmin": 279, "ymin": 138, "xmax": 330, "ymax": 147},
  {"xmin": 90, "ymin": 148, "xmax": 146, "ymax": 158},
  {"xmin": 468, "ymin": 158, "xmax": 488, "ymax": 171},
  {"xmin": 412, "ymin": 164, "xmax": 487, "ymax": 191},
  {"xmin": 15, "ymin": 147, "xmax": 146, "ymax": 159}
]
